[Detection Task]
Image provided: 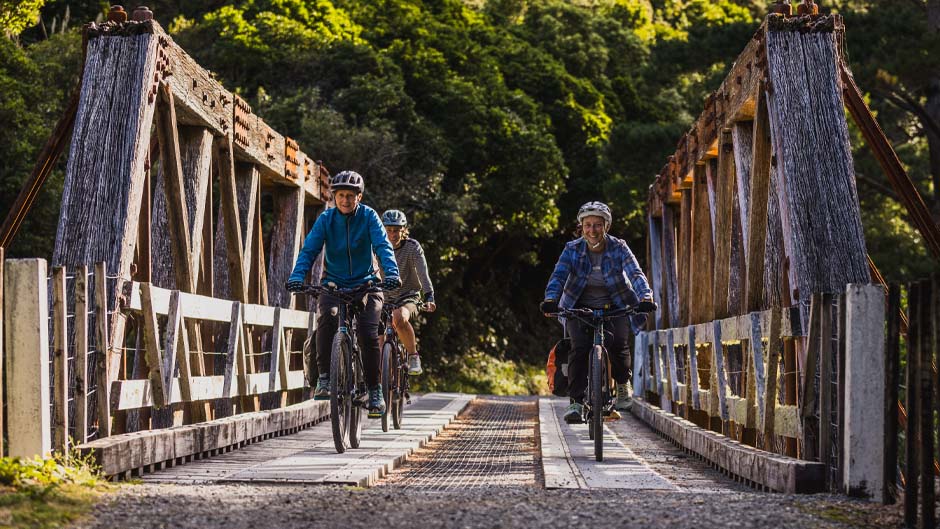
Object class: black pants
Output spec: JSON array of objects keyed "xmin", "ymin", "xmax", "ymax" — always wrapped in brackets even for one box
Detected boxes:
[
  {"xmin": 565, "ymin": 314, "xmax": 632, "ymax": 404},
  {"xmin": 316, "ymin": 292, "xmax": 384, "ymax": 388}
]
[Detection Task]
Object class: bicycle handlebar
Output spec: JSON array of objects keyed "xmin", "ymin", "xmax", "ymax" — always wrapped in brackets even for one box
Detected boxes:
[{"xmin": 300, "ymin": 282, "xmax": 384, "ymax": 304}]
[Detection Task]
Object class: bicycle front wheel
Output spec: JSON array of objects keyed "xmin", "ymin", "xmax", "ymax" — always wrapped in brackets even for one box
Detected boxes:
[
  {"xmin": 392, "ymin": 345, "xmax": 406, "ymax": 429},
  {"xmin": 330, "ymin": 332, "xmax": 352, "ymax": 454},
  {"xmin": 591, "ymin": 345, "xmax": 605, "ymax": 462},
  {"xmin": 381, "ymin": 342, "xmax": 394, "ymax": 432}
]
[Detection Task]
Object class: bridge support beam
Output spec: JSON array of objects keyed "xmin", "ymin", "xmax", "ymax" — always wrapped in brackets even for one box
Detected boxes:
[{"xmin": 842, "ymin": 283, "xmax": 885, "ymax": 500}]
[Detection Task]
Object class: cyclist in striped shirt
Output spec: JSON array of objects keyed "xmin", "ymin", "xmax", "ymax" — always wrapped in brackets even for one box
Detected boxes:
[{"xmin": 381, "ymin": 210, "xmax": 437, "ymax": 375}]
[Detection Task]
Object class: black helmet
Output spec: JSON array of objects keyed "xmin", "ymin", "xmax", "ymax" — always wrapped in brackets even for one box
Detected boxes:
[{"xmin": 331, "ymin": 170, "xmax": 364, "ymax": 193}]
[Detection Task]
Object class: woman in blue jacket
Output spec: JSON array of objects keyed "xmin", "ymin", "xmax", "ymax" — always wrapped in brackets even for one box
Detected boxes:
[
  {"xmin": 540, "ymin": 202, "xmax": 656, "ymax": 423},
  {"xmin": 287, "ymin": 171, "xmax": 401, "ymax": 417}
]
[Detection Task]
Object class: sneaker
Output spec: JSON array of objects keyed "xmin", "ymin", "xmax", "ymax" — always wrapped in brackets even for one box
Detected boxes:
[
  {"xmin": 407, "ymin": 354, "xmax": 423, "ymax": 375},
  {"xmin": 615, "ymin": 382, "xmax": 633, "ymax": 411},
  {"xmin": 563, "ymin": 402, "xmax": 583, "ymax": 424},
  {"xmin": 367, "ymin": 386, "xmax": 386, "ymax": 418},
  {"xmin": 313, "ymin": 374, "xmax": 330, "ymax": 400}
]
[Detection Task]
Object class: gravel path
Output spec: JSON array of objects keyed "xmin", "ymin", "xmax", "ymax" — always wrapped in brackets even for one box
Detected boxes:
[{"xmin": 71, "ymin": 397, "xmax": 904, "ymax": 529}]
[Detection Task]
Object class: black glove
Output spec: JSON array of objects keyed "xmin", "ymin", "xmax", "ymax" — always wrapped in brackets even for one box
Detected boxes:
[
  {"xmin": 540, "ymin": 299, "xmax": 558, "ymax": 314},
  {"xmin": 286, "ymin": 280, "xmax": 305, "ymax": 293},
  {"xmin": 382, "ymin": 276, "xmax": 402, "ymax": 290},
  {"xmin": 637, "ymin": 300, "xmax": 658, "ymax": 313}
]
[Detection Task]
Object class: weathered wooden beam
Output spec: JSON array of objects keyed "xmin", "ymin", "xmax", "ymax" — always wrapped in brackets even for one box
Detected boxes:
[
  {"xmin": 662, "ymin": 207, "xmax": 681, "ymax": 328},
  {"xmin": 818, "ymin": 293, "xmax": 834, "ymax": 477},
  {"xmin": 139, "ymin": 283, "xmax": 167, "ymax": 407},
  {"xmin": 713, "ymin": 128, "xmax": 736, "ymax": 319},
  {"xmin": 51, "ymin": 267, "xmax": 69, "ymax": 452},
  {"xmin": 267, "ymin": 185, "xmax": 305, "ymax": 310},
  {"xmin": 746, "ymin": 87, "xmax": 772, "ymax": 312},
  {"xmin": 649, "ymin": 214, "xmax": 665, "ymax": 329},
  {"xmin": 690, "ymin": 165, "xmax": 714, "ymax": 324},
  {"xmin": 214, "ymin": 138, "xmax": 250, "ymax": 304},
  {"xmin": 761, "ymin": 308, "xmax": 783, "ymax": 447},
  {"xmin": 678, "ymin": 191, "xmax": 692, "ymax": 325},
  {"xmin": 94, "ymin": 262, "xmax": 110, "ymax": 438},
  {"xmin": 74, "ymin": 265, "xmax": 89, "ymax": 444},
  {"xmin": 802, "ymin": 293, "xmax": 822, "ymax": 461}
]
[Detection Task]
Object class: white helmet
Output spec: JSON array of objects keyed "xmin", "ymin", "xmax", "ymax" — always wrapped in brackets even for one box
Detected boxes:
[
  {"xmin": 331, "ymin": 170, "xmax": 364, "ymax": 193},
  {"xmin": 577, "ymin": 201, "xmax": 612, "ymax": 225}
]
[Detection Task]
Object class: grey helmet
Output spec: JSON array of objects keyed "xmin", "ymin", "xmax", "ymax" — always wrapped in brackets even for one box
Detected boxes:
[
  {"xmin": 577, "ymin": 201, "xmax": 612, "ymax": 225},
  {"xmin": 330, "ymin": 170, "xmax": 364, "ymax": 193},
  {"xmin": 381, "ymin": 209, "xmax": 408, "ymax": 226}
]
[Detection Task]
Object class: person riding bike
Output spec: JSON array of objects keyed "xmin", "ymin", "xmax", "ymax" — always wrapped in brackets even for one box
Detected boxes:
[
  {"xmin": 286, "ymin": 170, "xmax": 401, "ymax": 418},
  {"xmin": 380, "ymin": 209, "xmax": 437, "ymax": 375},
  {"xmin": 540, "ymin": 201, "xmax": 656, "ymax": 423}
]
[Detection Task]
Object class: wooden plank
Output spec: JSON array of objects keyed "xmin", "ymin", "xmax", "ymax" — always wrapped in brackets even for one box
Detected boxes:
[
  {"xmin": 688, "ymin": 326, "xmax": 701, "ymax": 410},
  {"xmin": 711, "ymin": 321, "xmax": 729, "ymax": 422},
  {"xmin": 713, "ymin": 128, "xmax": 736, "ymax": 319},
  {"xmin": 762, "ymin": 308, "xmax": 783, "ymax": 448},
  {"xmin": 269, "ymin": 307, "xmax": 286, "ymax": 392},
  {"xmin": 140, "ymin": 283, "xmax": 167, "ymax": 407},
  {"xmin": 155, "ymin": 83, "xmax": 195, "ymax": 295},
  {"xmin": 690, "ymin": 164, "xmax": 714, "ymax": 324},
  {"xmin": 51, "ymin": 267, "xmax": 68, "ymax": 452},
  {"xmin": 662, "ymin": 207, "xmax": 681, "ymax": 328},
  {"xmin": 649, "ymin": 215, "xmax": 665, "ymax": 329},
  {"xmin": 111, "ymin": 370, "xmax": 308, "ymax": 411},
  {"xmin": 222, "ymin": 302, "xmax": 244, "ymax": 398},
  {"xmin": 94, "ymin": 262, "xmax": 110, "ymax": 438},
  {"xmin": 802, "ymin": 293, "xmax": 822, "ymax": 461},
  {"xmin": 678, "ymin": 190, "xmax": 692, "ymax": 325},
  {"xmin": 746, "ymin": 86, "xmax": 771, "ymax": 312},
  {"xmin": 74, "ymin": 265, "xmax": 89, "ymax": 444},
  {"xmin": 215, "ymin": 136, "xmax": 249, "ymax": 303},
  {"xmin": 267, "ymin": 185, "xmax": 305, "ymax": 310},
  {"xmin": 631, "ymin": 398, "xmax": 825, "ymax": 493},
  {"xmin": 881, "ymin": 283, "xmax": 901, "ymax": 505},
  {"xmin": 652, "ymin": 332, "xmax": 665, "ymax": 402},
  {"xmin": 666, "ymin": 330, "xmax": 680, "ymax": 404},
  {"xmin": 165, "ymin": 291, "xmax": 193, "ymax": 404}
]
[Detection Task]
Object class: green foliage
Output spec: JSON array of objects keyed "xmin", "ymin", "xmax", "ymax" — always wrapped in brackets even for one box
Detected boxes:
[
  {"xmin": 1, "ymin": 0, "xmax": 936, "ymax": 392},
  {"xmin": 0, "ymin": 0, "xmax": 46, "ymax": 36}
]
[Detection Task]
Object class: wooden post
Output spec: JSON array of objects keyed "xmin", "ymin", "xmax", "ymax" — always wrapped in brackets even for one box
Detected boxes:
[
  {"xmin": 666, "ymin": 330, "xmax": 680, "ymax": 405},
  {"xmin": 4, "ymin": 259, "xmax": 52, "ymax": 457},
  {"xmin": 761, "ymin": 308, "xmax": 783, "ymax": 450},
  {"xmin": 884, "ymin": 283, "xmax": 901, "ymax": 504},
  {"xmin": 802, "ymin": 293, "xmax": 822, "ymax": 461},
  {"xmin": 51, "ymin": 267, "xmax": 69, "ymax": 452},
  {"xmin": 690, "ymin": 165, "xmax": 714, "ymax": 324},
  {"xmin": 688, "ymin": 326, "xmax": 701, "ymax": 411},
  {"xmin": 678, "ymin": 190, "xmax": 692, "ymax": 325},
  {"xmin": 140, "ymin": 283, "xmax": 167, "ymax": 407},
  {"xmin": 0, "ymin": 248, "xmax": 5, "ymax": 456},
  {"xmin": 662, "ymin": 207, "xmax": 681, "ymax": 328},
  {"xmin": 711, "ymin": 322, "xmax": 729, "ymax": 432},
  {"xmin": 652, "ymin": 331, "xmax": 665, "ymax": 408},
  {"xmin": 74, "ymin": 265, "xmax": 88, "ymax": 445},
  {"xmin": 649, "ymin": 215, "xmax": 665, "ymax": 329},
  {"xmin": 94, "ymin": 262, "xmax": 110, "ymax": 438},
  {"xmin": 633, "ymin": 333, "xmax": 646, "ymax": 398}
]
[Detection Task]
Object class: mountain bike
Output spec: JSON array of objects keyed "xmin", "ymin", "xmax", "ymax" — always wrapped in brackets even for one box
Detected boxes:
[
  {"xmin": 551, "ymin": 306, "xmax": 636, "ymax": 462},
  {"xmin": 302, "ymin": 282, "xmax": 383, "ymax": 454},
  {"xmin": 379, "ymin": 293, "xmax": 426, "ymax": 432}
]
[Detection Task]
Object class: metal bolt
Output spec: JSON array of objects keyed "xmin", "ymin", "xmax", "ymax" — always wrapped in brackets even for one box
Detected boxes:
[
  {"xmin": 132, "ymin": 6, "xmax": 153, "ymax": 22},
  {"xmin": 107, "ymin": 5, "xmax": 128, "ymax": 23}
]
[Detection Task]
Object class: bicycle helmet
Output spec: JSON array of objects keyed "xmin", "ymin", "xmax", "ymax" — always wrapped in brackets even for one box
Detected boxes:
[
  {"xmin": 577, "ymin": 201, "xmax": 612, "ymax": 225},
  {"xmin": 330, "ymin": 170, "xmax": 364, "ymax": 193},
  {"xmin": 381, "ymin": 209, "xmax": 408, "ymax": 226}
]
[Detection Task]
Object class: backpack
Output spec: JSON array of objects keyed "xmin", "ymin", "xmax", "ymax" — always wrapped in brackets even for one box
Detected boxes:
[{"xmin": 546, "ymin": 338, "xmax": 571, "ymax": 397}]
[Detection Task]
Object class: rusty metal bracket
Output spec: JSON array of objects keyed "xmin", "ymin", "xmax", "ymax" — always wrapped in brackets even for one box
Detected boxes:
[
  {"xmin": 285, "ymin": 137, "xmax": 299, "ymax": 181},
  {"xmin": 233, "ymin": 95, "xmax": 251, "ymax": 149}
]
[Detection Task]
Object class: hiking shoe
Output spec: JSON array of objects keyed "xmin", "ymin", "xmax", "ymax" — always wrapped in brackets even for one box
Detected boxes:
[
  {"xmin": 368, "ymin": 386, "xmax": 386, "ymax": 418},
  {"xmin": 615, "ymin": 382, "xmax": 633, "ymax": 411},
  {"xmin": 313, "ymin": 374, "xmax": 330, "ymax": 400},
  {"xmin": 563, "ymin": 402, "xmax": 583, "ymax": 424},
  {"xmin": 407, "ymin": 354, "xmax": 423, "ymax": 375}
]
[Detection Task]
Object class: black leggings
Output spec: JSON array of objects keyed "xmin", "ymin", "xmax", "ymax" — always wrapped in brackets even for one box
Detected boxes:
[
  {"xmin": 565, "ymin": 315, "xmax": 632, "ymax": 404},
  {"xmin": 316, "ymin": 292, "xmax": 384, "ymax": 388}
]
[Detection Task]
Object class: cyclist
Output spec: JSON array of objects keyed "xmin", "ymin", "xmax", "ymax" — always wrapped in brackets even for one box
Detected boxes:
[
  {"xmin": 540, "ymin": 201, "xmax": 656, "ymax": 423},
  {"xmin": 379, "ymin": 209, "xmax": 437, "ymax": 375},
  {"xmin": 286, "ymin": 170, "xmax": 401, "ymax": 418}
]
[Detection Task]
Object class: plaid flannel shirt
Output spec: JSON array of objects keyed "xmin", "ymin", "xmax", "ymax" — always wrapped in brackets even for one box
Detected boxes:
[{"xmin": 544, "ymin": 235, "xmax": 653, "ymax": 332}]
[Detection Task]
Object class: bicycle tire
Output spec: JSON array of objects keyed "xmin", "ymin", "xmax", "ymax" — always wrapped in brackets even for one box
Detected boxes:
[
  {"xmin": 381, "ymin": 342, "xmax": 393, "ymax": 432},
  {"xmin": 392, "ymin": 345, "xmax": 405, "ymax": 429},
  {"xmin": 348, "ymin": 338, "xmax": 363, "ymax": 449},
  {"xmin": 591, "ymin": 345, "xmax": 604, "ymax": 462},
  {"xmin": 330, "ymin": 332, "xmax": 351, "ymax": 454}
]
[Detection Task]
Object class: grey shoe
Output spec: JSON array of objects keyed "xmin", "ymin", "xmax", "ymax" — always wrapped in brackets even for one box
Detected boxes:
[
  {"xmin": 313, "ymin": 374, "xmax": 330, "ymax": 400},
  {"xmin": 563, "ymin": 402, "xmax": 583, "ymax": 424},
  {"xmin": 407, "ymin": 354, "xmax": 423, "ymax": 375},
  {"xmin": 615, "ymin": 382, "xmax": 633, "ymax": 411},
  {"xmin": 368, "ymin": 386, "xmax": 386, "ymax": 418}
]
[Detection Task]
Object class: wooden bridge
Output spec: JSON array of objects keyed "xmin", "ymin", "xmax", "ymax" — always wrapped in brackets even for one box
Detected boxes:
[{"xmin": 0, "ymin": 6, "xmax": 937, "ymax": 526}]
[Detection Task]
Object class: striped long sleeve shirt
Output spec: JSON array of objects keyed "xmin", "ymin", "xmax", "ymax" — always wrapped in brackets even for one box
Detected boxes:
[{"xmin": 385, "ymin": 238, "xmax": 434, "ymax": 302}]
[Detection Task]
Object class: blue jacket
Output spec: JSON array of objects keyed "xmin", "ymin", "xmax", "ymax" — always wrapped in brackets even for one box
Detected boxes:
[
  {"xmin": 544, "ymin": 235, "xmax": 652, "ymax": 331},
  {"xmin": 289, "ymin": 204, "xmax": 399, "ymax": 289}
]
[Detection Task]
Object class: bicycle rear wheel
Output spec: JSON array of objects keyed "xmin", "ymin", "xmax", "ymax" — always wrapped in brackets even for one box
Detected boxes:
[
  {"xmin": 591, "ymin": 345, "xmax": 605, "ymax": 462},
  {"xmin": 381, "ymin": 342, "xmax": 394, "ymax": 432},
  {"xmin": 330, "ymin": 332, "xmax": 352, "ymax": 454}
]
